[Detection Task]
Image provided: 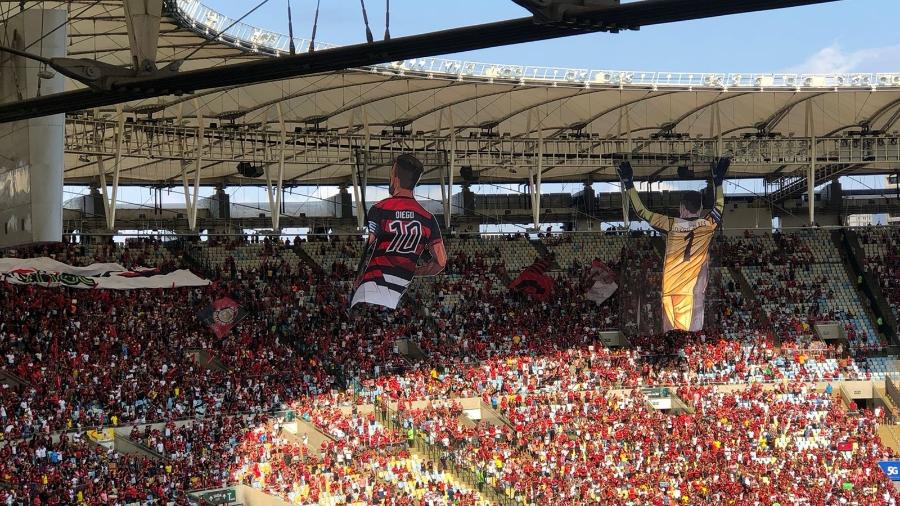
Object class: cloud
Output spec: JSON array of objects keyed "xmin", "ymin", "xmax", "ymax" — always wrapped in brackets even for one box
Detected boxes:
[{"xmin": 787, "ymin": 43, "xmax": 900, "ymax": 74}]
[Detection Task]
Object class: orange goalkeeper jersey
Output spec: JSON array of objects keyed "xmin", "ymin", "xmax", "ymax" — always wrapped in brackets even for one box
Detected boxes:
[{"xmin": 626, "ymin": 186, "xmax": 724, "ymax": 331}]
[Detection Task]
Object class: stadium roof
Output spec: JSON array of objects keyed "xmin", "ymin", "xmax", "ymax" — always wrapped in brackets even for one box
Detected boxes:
[{"xmin": 18, "ymin": 1, "xmax": 900, "ymax": 186}]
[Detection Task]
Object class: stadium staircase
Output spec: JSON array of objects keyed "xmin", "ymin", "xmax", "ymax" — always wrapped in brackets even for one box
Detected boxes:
[
  {"xmin": 526, "ymin": 236, "xmax": 554, "ymax": 263},
  {"xmin": 839, "ymin": 230, "xmax": 899, "ymax": 347},
  {"xmin": 668, "ymin": 394, "xmax": 696, "ymax": 415},
  {"xmin": 114, "ymin": 433, "xmax": 165, "ymax": 462},
  {"xmin": 877, "ymin": 425, "xmax": 900, "ymax": 455},
  {"xmin": 479, "ymin": 400, "xmax": 515, "ymax": 430},
  {"xmin": 728, "ymin": 266, "xmax": 776, "ymax": 344},
  {"xmin": 495, "ymin": 266, "xmax": 513, "ymax": 286},
  {"xmin": 295, "ymin": 419, "xmax": 336, "ymax": 457},
  {"xmin": 395, "ymin": 337, "xmax": 427, "ymax": 362},
  {"xmin": 292, "ymin": 244, "xmax": 325, "ymax": 275},
  {"xmin": 186, "ymin": 349, "xmax": 228, "ymax": 372},
  {"xmin": 167, "ymin": 240, "xmax": 210, "ymax": 276},
  {"xmin": 767, "ymin": 162, "xmax": 865, "ymax": 204},
  {"xmin": 377, "ymin": 403, "xmax": 510, "ymax": 506},
  {"xmin": 0, "ymin": 370, "xmax": 28, "ymax": 388},
  {"xmin": 874, "ymin": 385, "xmax": 900, "ymax": 418},
  {"xmin": 831, "ymin": 231, "xmax": 884, "ymax": 345}
]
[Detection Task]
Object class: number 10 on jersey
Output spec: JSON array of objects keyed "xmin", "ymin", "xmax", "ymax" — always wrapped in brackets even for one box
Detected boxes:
[{"xmin": 386, "ymin": 220, "xmax": 423, "ymax": 254}]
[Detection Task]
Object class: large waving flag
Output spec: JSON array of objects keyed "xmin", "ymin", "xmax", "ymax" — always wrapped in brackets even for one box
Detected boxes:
[
  {"xmin": 0, "ymin": 257, "xmax": 209, "ymax": 290},
  {"xmin": 585, "ymin": 258, "xmax": 618, "ymax": 306},
  {"xmin": 198, "ymin": 297, "xmax": 248, "ymax": 338},
  {"xmin": 509, "ymin": 257, "xmax": 555, "ymax": 301}
]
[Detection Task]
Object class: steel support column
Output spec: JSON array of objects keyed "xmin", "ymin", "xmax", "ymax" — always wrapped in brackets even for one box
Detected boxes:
[
  {"xmin": 710, "ymin": 102, "xmax": 723, "ymax": 156},
  {"xmin": 264, "ymin": 104, "xmax": 287, "ymax": 231},
  {"xmin": 440, "ymin": 108, "xmax": 456, "ymax": 230},
  {"xmin": 446, "ymin": 130, "xmax": 456, "ymax": 230},
  {"xmin": 620, "ymin": 106, "xmax": 632, "ymax": 227},
  {"xmin": 530, "ymin": 128, "xmax": 544, "ymax": 229},
  {"xmin": 181, "ymin": 99, "xmax": 204, "ymax": 231},
  {"xmin": 806, "ymin": 100, "xmax": 815, "ymax": 225},
  {"xmin": 97, "ymin": 105, "xmax": 125, "ymax": 230},
  {"xmin": 348, "ymin": 108, "xmax": 369, "ymax": 231},
  {"xmin": 351, "ymin": 150, "xmax": 367, "ymax": 230},
  {"xmin": 621, "ymin": 179, "xmax": 630, "ymax": 227},
  {"xmin": 177, "ymin": 103, "xmax": 195, "ymax": 231}
]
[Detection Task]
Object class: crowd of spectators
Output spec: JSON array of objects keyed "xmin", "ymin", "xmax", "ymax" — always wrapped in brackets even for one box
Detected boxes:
[
  {"xmin": 407, "ymin": 385, "xmax": 897, "ymax": 505},
  {"xmin": 720, "ymin": 230, "xmax": 883, "ymax": 351},
  {"xmin": 0, "ymin": 228, "xmax": 899, "ymax": 504},
  {"xmin": 859, "ymin": 226, "xmax": 900, "ymax": 322}
]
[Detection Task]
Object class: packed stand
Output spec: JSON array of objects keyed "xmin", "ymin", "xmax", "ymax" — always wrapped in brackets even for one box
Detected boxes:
[
  {"xmin": 721, "ymin": 229, "xmax": 881, "ymax": 351},
  {"xmin": 858, "ymin": 226, "xmax": 900, "ymax": 322},
  {"xmin": 1, "ymin": 228, "xmax": 899, "ymax": 504}
]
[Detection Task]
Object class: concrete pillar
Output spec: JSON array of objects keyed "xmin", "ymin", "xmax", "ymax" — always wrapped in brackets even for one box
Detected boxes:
[
  {"xmin": 577, "ymin": 181, "xmax": 595, "ymax": 214},
  {"xmin": 208, "ymin": 186, "xmax": 230, "ymax": 220},
  {"xmin": 338, "ymin": 185, "xmax": 353, "ymax": 220},
  {"xmin": 461, "ymin": 184, "xmax": 475, "ymax": 217},
  {"xmin": 573, "ymin": 181, "xmax": 596, "ymax": 231},
  {"xmin": 0, "ymin": 9, "xmax": 66, "ymax": 247},
  {"xmin": 86, "ymin": 185, "xmax": 105, "ymax": 221}
]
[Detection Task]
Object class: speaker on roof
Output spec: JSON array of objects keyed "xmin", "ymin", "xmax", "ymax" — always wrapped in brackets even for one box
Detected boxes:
[
  {"xmin": 237, "ymin": 161, "xmax": 264, "ymax": 178},
  {"xmin": 677, "ymin": 165, "xmax": 694, "ymax": 179},
  {"xmin": 460, "ymin": 166, "xmax": 479, "ymax": 182}
]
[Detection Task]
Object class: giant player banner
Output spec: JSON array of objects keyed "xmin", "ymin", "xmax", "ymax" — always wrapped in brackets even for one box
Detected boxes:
[
  {"xmin": 617, "ymin": 157, "xmax": 730, "ymax": 332},
  {"xmin": 0, "ymin": 257, "xmax": 209, "ymax": 290}
]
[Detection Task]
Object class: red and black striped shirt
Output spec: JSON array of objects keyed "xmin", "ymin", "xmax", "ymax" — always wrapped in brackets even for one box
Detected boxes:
[{"xmin": 352, "ymin": 196, "xmax": 442, "ymax": 308}]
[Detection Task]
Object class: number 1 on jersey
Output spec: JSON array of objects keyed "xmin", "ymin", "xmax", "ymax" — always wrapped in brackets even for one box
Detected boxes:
[{"xmin": 683, "ymin": 230, "xmax": 695, "ymax": 262}]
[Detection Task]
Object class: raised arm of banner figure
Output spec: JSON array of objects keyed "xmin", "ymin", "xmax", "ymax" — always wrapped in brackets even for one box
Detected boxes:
[
  {"xmin": 709, "ymin": 156, "xmax": 729, "ymax": 223},
  {"xmin": 616, "ymin": 159, "xmax": 673, "ymax": 233},
  {"xmin": 350, "ymin": 154, "xmax": 446, "ymax": 310},
  {"xmin": 615, "ymin": 157, "xmax": 730, "ymax": 232}
]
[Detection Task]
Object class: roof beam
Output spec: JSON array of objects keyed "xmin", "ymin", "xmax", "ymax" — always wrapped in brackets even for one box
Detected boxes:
[
  {"xmin": 0, "ymin": 0, "xmax": 840, "ymax": 123},
  {"xmin": 123, "ymin": 0, "xmax": 163, "ymax": 72}
]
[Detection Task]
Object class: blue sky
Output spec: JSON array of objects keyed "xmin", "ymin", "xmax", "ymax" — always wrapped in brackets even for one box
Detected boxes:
[{"xmin": 206, "ymin": 0, "xmax": 899, "ymax": 73}]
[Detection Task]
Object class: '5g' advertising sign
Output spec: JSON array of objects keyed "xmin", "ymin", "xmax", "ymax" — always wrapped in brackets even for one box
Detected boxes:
[{"xmin": 878, "ymin": 461, "xmax": 900, "ymax": 481}]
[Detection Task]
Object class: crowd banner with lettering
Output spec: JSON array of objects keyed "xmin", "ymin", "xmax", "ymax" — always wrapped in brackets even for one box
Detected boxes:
[
  {"xmin": 190, "ymin": 488, "xmax": 237, "ymax": 505},
  {"xmin": 0, "ymin": 257, "xmax": 209, "ymax": 290},
  {"xmin": 0, "ymin": 257, "xmax": 126, "ymax": 276},
  {"xmin": 87, "ymin": 428, "xmax": 115, "ymax": 443}
]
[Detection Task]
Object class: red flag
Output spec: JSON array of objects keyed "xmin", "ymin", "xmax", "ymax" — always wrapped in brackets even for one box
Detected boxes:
[
  {"xmin": 585, "ymin": 259, "xmax": 618, "ymax": 305},
  {"xmin": 509, "ymin": 257, "xmax": 555, "ymax": 302},
  {"xmin": 198, "ymin": 297, "xmax": 248, "ymax": 338}
]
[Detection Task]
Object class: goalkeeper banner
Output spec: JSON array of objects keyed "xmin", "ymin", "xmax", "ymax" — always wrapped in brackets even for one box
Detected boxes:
[
  {"xmin": 658, "ymin": 216, "xmax": 717, "ymax": 332},
  {"xmin": 585, "ymin": 259, "xmax": 618, "ymax": 306},
  {"xmin": 0, "ymin": 257, "xmax": 209, "ymax": 290}
]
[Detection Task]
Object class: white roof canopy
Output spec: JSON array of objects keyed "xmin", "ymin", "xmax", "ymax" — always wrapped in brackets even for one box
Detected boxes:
[{"xmin": 9, "ymin": 1, "xmax": 900, "ymax": 185}]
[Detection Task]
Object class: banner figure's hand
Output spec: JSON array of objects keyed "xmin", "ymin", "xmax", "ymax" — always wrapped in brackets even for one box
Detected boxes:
[
  {"xmin": 712, "ymin": 156, "xmax": 731, "ymax": 186},
  {"xmin": 616, "ymin": 160, "xmax": 635, "ymax": 189}
]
